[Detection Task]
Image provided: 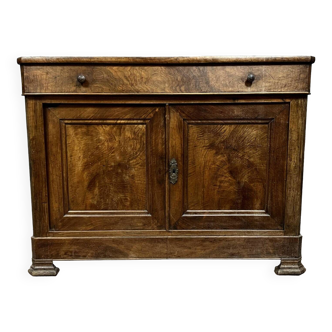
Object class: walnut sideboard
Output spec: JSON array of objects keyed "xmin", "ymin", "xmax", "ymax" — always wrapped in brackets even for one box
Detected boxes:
[{"xmin": 18, "ymin": 56, "xmax": 315, "ymax": 276}]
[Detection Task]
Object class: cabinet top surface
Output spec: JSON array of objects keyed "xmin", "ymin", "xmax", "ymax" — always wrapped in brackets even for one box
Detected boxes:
[{"xmin": 17, "ymin": 56, "xmax": 315, "ymax": 65}]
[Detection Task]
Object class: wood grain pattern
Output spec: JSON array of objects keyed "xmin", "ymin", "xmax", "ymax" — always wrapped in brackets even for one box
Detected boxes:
[
  {"xmin": 17, "ymin": 56, "xmax": 315, "ymax": 64},
  {"xmin": 22, "ymin": 95, "xmax": 295, "ymax": 104},
  {"xmin": 32, "ymin": 237, "xmax": 168, "ymax": 259},
  {"xmin": 66, "ymin": 123, "xmax": 147, "ymax": 211},
  {"xmin": 45, "ymin": 105, "xmax": 166, "ymax": 231},
  {"xmin": 167, "ymin": 236, "xmax": 302, "ymax": 259},
  {"xmin": 45, "ymin": 109, "xmax": 65, "ymax": 229},
  {"xmin": 169, "ymin": 104, "xmax": 289, "ymax": 230},
  {"xmin": 284, "ymin": 98, "xmax": 307, "ymax": 235},
  {"xmin": 21, "ymin": 65, "xmax": 311, "ymax": 94},
  {"xmin": 19, "ymin": 57, "xmax": 313, "ymax": 275},
  {"xmin": 187, "ymin": 123, "xmax": 269, "ymax": 210},
  {"xmin": 169, "ymin": 107, "xmax": 184, "ymax": 228},
  {"xmin": 31, "ymin": 236, "xmax": 302, "ymax": 259},
  {"xmin": 175, "ymin": 215, "xmax": 282, "ymax": 231},
  {"xmin": 267, "ymin": 105, "xmax": 289, "ymax": 226},
  {"xmin": 25, "ymin": 98, "xmax": 49, "ymax": 236},
  {"xmin": 47, "ymin": 230, "xmax": 285, "ymax": 237}
]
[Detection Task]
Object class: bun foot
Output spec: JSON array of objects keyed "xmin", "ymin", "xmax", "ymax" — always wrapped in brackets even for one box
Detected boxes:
[
  {"xmin": 274, "ymin": 258, "xmax": 308, "ymax": 277},
  {"xmin": 28, "ymin": 259, "xmax": 59, "ymax": 276}
]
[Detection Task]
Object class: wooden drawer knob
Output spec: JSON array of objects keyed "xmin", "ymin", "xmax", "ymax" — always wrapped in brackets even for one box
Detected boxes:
[{"xmin": 77, "ymin": 74, "xmax": 86, "ymax": 84}]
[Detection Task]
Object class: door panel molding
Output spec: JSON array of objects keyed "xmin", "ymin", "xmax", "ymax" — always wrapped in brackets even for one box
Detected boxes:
[
  {"xmin": 169, "ymin": 103, "xmax": 289, "ymax": 230},
  {"xmin": 45, "ymin": 104, "xmax": 166, "ymax": 231}
]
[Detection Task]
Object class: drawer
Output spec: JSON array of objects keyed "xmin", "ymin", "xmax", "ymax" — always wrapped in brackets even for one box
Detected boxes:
[{"xmin": 20, "ymin": 64, "xmax": 312, "ymax": 94}]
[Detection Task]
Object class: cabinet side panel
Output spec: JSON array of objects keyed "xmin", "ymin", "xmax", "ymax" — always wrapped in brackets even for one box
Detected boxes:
[
  {"xmin": 25, "ymin": 98, "xmax": 49, "ymax": 236},
  {"xmin": 284, "ymin": 98, "xmax": 307, "ymax": 235}
]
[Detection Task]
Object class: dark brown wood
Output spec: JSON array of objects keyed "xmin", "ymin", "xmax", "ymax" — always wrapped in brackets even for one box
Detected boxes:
[
  {"xmin": 31, "ymin": 236, "xmax": 302, "ymax": 259},
  {"xmin": 165, "ymin": 105, "xmax": 170, "ymax": 231},
  {"xmin": 167, "ymin": 236, "xmax": 302, "ymax": 259},
  {"xmin": 18, "ymin": 56, "xmax": 314, "ymax": 276},
  {"xmin": 25, "ymin": 98, "xmax": 49, "ymax": 237},
  {"xmin": 187, "ymin": 121, "xmax": 267, "ymax": 211},
  {"xmin": 19, "ymin": 95, "xmax": 298, "ymax": 104},
  {"xmin": 47, "ymin": 230, "xmax": 285, "ymax": 237},
  {"xmin": 32, "ymin": 237, "xmax": 168, "ymax": 259},
  {"xmin": 169, "ymin": 104, "xmax": 288, "ymax": 230},
  {"xmin": 17, "ymin": 56, "xmax": 315, "ymax": 64},
  {"xmin": 21, "ymin": 65, "xmax": 311, "ymax": 94},
  {"xmin": 284, "ymin": 98, "xmax": 308, "ymax": 235},
  {"xmin": 45, "ymin": 105, "xmax": 165, "ymax": 231}
]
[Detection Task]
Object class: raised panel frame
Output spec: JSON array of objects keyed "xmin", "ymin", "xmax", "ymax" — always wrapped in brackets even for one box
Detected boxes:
[
  {"xmin": 45, "ymin": 104, "xmax": 166, "ymax": 231},
  {"xmin": 169, "ymin": 103, "xmax": 290, "ymax": 230},
  {"xmin": 24, "ymin": 94, "xmax": 306, "ymax": 240}
]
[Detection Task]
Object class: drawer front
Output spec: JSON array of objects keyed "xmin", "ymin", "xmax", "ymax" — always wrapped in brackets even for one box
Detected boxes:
[{"xmin": 22, "ymin": 65, "xmax": 311, "ymax": 94}]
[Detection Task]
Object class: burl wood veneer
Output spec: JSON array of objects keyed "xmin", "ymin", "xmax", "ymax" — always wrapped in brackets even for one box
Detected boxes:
[{"xmin": 18, "ymin": 56, "xmax": 315, "ymax": 276}]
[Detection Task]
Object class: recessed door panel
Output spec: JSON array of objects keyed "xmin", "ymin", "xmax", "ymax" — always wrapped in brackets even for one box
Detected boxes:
[
  {"xmin": 45, "ymin": 105, "xmax": 165, "ymax": 231},
  {"xmin": 169, "ymin": 103, "xmax": 289, "ymax": 230},
  {"xmin": 187, "ymin": 123, "xmax": 269, "ymax": 211},
  {"xmin": 66, "ymin": 123, "xmax": 147, "ymax": 211}
]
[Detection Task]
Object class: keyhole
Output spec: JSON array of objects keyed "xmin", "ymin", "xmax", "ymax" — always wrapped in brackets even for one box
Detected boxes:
[{"xmin": 173, "ymin": 169, "xmax": 176, "ymax": 174}]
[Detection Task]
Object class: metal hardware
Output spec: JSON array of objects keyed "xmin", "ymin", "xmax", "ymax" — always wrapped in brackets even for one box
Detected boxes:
[
  {"xmin": 169, "ymin": 158, "xmax": 178, "ymax": 184},
  {"xmin": 246, "ymin": 73, "xmax": 255, "ymax": 84},
  {"xmin": 77, "ymin": 74, "xmax": 86, "ymax": 84}
]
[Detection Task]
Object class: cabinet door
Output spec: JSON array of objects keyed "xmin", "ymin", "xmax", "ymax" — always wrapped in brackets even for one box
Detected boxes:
[
  {"xmin": 169, "ymin": 103, "xmax": 289, "ymax": 230},
  {"xmin": 45, "ymin": 105, "xmax": 165, "ymax": 231}
]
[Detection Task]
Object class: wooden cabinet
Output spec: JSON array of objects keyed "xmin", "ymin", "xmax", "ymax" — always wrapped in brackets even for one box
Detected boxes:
[{"xmin": 18, "ymin": 56, "xmax": 315, "ymax": 276}]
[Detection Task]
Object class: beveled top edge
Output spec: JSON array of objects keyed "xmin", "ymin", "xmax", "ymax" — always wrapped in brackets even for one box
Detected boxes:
[{"xmin": 17, "ymin": 56, "xmax": 316, "ymax": 65}]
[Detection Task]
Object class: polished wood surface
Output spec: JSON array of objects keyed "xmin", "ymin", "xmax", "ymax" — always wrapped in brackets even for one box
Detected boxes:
[
  {"xmin": 21, "ymin": 64, "xmax": 311, "ymax": 94},
  {"xmin": 284, "ymin": 99, "xmax": 308, "ymax": 235},
  {"xmin": 169, "ymin": 104, "xmax": 288, "ymax": 230},
  {"xmin": 31, "ymin": 236, "xmax": 302, "ymax": 259},
  {"xmin": 25, "ymin": 98, "xmax": 49, "ymax": 237},
  {"xmin": 66, "ymin": 123, "xmax": 147, "ymax": 210},
  {"xmin": 18, "ymin": 56, "xmax": 314, "ymax": 276},
  {"xmin": 187, "ymin": 123, "xmax": 268, "ymax": 210},
  {"xmin": 17, "ymin": 56, "xmax": 315, "ymax": 64},
  {"xmin": 45, "ymin": 105, "xmax": 165, "ymax": 231}
]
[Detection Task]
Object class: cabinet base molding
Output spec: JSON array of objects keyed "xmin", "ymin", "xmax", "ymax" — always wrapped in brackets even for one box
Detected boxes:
[
  {"xmin": 31, "ymin": 235, "xmax": 301, "ymax": 260},
  {"xmin": 274, "ymin": 258, "xmax": 306, "ymax": 276},
  {"xmin": 28, "ymin": 259, "xmax": 60, "ymax": 277},
  {"xmin": 29, "ymin": 236, "xmax": 303, "ymax": 276}
]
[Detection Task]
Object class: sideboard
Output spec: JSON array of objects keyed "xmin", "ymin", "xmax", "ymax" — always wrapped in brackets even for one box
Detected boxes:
[{"xmin": 17, "ymin": 56, "xmax": 315, "ymax": 276}]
